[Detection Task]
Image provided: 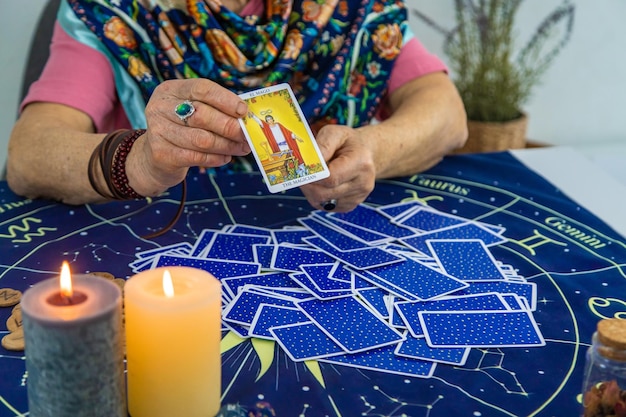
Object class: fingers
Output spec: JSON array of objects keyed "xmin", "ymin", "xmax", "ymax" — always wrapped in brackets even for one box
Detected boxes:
[
  {"xmin": 162, "ymin": 78, "xmax": 247, "ymax": 119},
  {"xmin": 144, "ymin": 79, "xmax": 252, "ymax": 170},
  {"xmin": 169, "ymin": 98, "xmax": 246, "ymax": 141},
  {"xmin": 301, "ymin": 163, "xmax": 375, "ymax": 212},
  {"xmin": 300, "ymin": 125, "xmax": 376, "ymax": 212},
  {"xmin": 143, "ymin": 123, "xmax": 249, "ymax": 173},
  {"xmin": 164, "ymin": 100, "xmax": 249, "ymax": 151},
  {"xmin": 150, "ymin": 80, "xmax": 247, "ymax": 140}
]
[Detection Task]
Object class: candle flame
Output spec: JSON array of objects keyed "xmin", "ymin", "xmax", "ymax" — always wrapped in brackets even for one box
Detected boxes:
[
  {"xmin": 163, "ymin": 270, "xmax": 175, "ymax": 298},
  {"xmin": 60, "ymin": 261, "xmax": 73, "ymax": 298}
]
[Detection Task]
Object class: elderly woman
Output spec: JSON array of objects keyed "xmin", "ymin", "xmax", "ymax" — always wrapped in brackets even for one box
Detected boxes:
[{"xmin": 7, "ymin": 0, "xmax": 467, "ymax": 213}]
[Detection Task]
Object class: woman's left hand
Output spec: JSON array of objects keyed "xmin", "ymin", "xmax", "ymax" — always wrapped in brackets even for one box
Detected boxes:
[
  {"xmin": 299, "ymin": 73, "xmax": 470, "ymax": 213},
  {"xmin": 299, "ymin": 124, "xmax": 376, "ymax": 213}
]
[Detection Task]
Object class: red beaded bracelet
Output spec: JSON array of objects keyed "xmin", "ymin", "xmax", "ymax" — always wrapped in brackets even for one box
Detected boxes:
[{"xmin": 110, "ymin": 129, "xmax": 145, "ymax": 199}]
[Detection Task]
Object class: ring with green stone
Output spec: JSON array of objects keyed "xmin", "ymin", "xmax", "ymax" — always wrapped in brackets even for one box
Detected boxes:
[{"xmin": 174, "ymin": 100, "xmax": 195, "ymax": 125}]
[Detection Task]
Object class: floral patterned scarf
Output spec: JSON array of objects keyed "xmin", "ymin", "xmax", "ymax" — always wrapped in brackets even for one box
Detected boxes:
[{"xmin": 64, "ymin": 0, "xmax": 408, "ymax": 129}]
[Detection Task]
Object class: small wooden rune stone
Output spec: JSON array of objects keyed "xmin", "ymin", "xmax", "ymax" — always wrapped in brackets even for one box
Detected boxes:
[
  {"xmin": 1, "ymin": 328, "xmax": 25, "ymax": 351},
  {"xmin": 113, "ymin": 278, "xmax": 126, "ymax": 292},
  {"xmin": 0, "ymin": 288, "xmax": 22, "ymax": 307},
  {"xmin": 6, "ymin": 312, "xmax": 23, "ymax": 332},
  {"xmin": 89, "ymin": 271, "xmax": 115, "ymax": 281}
]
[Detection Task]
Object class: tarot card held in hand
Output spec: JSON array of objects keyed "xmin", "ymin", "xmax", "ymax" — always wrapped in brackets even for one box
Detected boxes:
[{"xmin": 238, "ymin": 83, "xmax": 329, "ymax": 193}]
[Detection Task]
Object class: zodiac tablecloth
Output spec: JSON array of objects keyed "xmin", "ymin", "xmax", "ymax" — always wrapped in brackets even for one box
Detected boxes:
[{"xmin": 1, "ymin": 151, "xmax": 625, "ymax": 417}]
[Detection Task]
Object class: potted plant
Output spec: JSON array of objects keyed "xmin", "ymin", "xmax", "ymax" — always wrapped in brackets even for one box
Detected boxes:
[{"xmin": 412, "ymin": 0, "xmax": 575, "ymax": 153}]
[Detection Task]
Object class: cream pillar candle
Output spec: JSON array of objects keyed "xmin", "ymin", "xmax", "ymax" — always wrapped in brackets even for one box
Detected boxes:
[{"xmin": 124, "ymin": 266, "xmax": 222, "ymax": 417}]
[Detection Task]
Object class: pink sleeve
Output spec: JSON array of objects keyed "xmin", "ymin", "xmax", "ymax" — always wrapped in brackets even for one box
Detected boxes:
[
  {"xmin": 21, "ymin": 1, "xmax": 260, "ymax": 132},
  {"xmin": 387, "ymin": 36, "xmax": 448, "ymax": 95},
  {"xmin": 376, "ymin": 36, "xmax": 448, "ymax": 121},
  {"xmin": 21, "ymin": 22, "xmax": 130, "ymax": 132}
]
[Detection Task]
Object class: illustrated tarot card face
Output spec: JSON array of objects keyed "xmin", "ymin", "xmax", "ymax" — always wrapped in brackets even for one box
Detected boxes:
[{"xmin": 238, "ymin": 83, "xmax": 330, "ymax": 193}]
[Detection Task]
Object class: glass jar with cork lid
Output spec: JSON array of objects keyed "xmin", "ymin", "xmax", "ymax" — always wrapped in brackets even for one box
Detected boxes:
[{"xmin": 581, "ymin": 318, "xmax": 626, "ymax": 417}]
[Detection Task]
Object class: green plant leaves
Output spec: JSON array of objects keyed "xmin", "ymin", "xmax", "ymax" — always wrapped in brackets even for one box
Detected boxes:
[{"xmin": 412, "ymin": 0, "xmax": 574, "ymax": 122}]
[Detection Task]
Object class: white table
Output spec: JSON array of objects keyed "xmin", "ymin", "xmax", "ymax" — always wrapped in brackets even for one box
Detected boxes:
[{"xmin": 512, "ymin": 146, "xmax": 626, "ymax": 239}]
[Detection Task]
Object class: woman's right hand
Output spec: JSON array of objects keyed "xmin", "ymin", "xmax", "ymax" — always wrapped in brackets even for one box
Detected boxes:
[{"xmin": 128, "ymin": 78, "xmax": 251, "ymax": 196}]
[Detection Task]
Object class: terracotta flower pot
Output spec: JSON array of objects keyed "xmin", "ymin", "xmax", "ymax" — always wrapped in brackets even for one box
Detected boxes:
[{"xmin": 452, "ymin": 112, "xmax": 528, "ymax": 154}]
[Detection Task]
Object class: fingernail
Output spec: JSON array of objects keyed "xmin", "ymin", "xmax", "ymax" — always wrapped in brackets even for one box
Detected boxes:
[{"xmin": 236, "ymin": 101, "xmax": 247, "ymax": 117}]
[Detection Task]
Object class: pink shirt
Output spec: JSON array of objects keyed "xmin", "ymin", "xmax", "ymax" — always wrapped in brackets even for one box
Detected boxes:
[{"xmin": 22, "ymin": 3, "xmax": 447, "ymax": 132}]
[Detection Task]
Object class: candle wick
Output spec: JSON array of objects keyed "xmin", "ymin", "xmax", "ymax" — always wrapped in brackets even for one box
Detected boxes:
[
  {"xmin": 60, "ymin": 293, "xmax": 73, "ymax": 305},
  {"xmin": 47, "ymin": 290, "xmax": 88, "ymax": 306}
]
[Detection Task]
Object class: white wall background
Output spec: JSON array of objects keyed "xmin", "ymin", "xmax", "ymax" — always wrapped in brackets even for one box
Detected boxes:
[
  {"xmin": 0, "ymin": 0, "xmax": 50, "ymax": 174},
  {"xmin": 0, "ymin": 1, "xmax": 625, "ymax": 175}
]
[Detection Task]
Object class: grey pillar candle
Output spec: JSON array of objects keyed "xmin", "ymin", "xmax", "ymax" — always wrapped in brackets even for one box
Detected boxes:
[{"xmin": 21, "ymin": 273, "xmax": 126, "ymax": 417}]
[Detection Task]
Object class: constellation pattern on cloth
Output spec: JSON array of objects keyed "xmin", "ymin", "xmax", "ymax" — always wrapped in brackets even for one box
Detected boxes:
[{"xmin": 1, "ymin": 152, "xmax": 625, "ymax": 416}]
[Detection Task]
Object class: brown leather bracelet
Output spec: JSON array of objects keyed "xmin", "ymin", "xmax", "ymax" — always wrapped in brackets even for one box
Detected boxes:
[
  {"xmin": 88, "ymin": 129, "xmax": 186, "ymax": 239},
  {"xmin": 88, "ymin": 129, "xmax": 145, "ymax": 200}
]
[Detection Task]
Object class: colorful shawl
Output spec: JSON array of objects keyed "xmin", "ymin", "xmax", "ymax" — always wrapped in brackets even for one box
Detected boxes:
[{"xmin": 60, "ymin": 0, "xmax": 409, "ymax": 130}]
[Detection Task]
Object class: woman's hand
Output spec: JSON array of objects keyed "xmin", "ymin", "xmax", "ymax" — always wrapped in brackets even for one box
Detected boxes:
[
  {"xmin": 300, "ymin": 72, "xmax": 468, "ymax": 213},
  {"xmin": 299, "ymin": 124, "xmax": 377, "ymax": 213},
  {"xmin": 128, "ymin": 79, "xmax": 251, "ymax": 196},
  {"xmin": 300, "ymin": 73, "xmax": 468, "ymax": 213},
  {"xmin": 7, "ymin": 78, "xmax": 251, "ymax": 204}
]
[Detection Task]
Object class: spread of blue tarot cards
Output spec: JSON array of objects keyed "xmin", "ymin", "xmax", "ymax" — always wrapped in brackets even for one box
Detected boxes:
[{"xmin": 129, "ymin": 200, "xmax": 543, "ymax": 378}]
